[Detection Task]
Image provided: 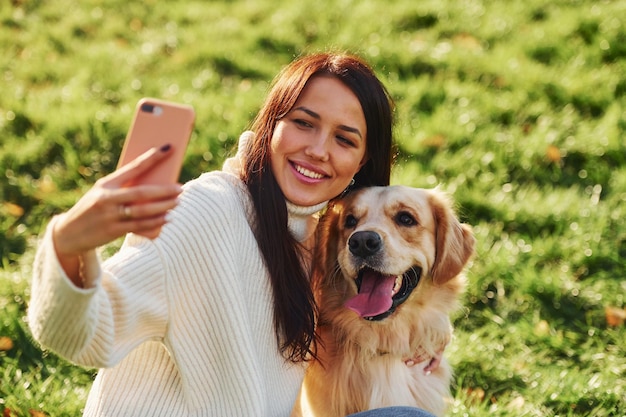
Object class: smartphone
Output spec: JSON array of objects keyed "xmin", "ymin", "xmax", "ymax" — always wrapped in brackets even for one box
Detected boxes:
[{"xmin": 117, "ymin": 98, "xmax": 195, "ymax": 186}]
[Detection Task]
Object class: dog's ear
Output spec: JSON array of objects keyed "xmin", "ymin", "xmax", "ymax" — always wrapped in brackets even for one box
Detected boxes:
[
  {"xmin": 428, "ymin": 190, "xmax": 476, "ymax": 284},
  {"xmin": 313, "ymin": 201, "xmax": 344, "ymax": 285}
]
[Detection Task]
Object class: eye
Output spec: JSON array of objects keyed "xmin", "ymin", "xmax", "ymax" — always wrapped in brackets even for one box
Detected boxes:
[
  {"xmin": 396, "ymin": 211, "xmax": 417, "ymax": 227},
  {"xmin": 336, "ymin": 135, "xmax": 357, "ymax": 148},
  {"xmin": 344, "ymin": 214, "xmax": 358, "ymax": 229},
  {"xmin": 293, "ymin": 118, "xmax": 313, "ymax": 128}
]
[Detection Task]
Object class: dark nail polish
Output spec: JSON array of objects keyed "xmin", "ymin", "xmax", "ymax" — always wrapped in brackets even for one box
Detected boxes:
[{"xmin": 160, "ymin": 144, "xmax": 171, "ymax": 152}]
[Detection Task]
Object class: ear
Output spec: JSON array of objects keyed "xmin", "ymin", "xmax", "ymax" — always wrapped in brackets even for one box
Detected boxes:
[
  {"xmin": 428, "ymin": 190, "xmax": 476, "ymax": 285},
  {"xmin": 358, "ymin": 153, "xmax": 369, "ymax": 170}
]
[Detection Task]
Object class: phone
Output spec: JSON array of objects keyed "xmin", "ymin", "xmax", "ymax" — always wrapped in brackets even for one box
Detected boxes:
[{"xmin": 117, "ymin": 98, "xmax": 195, "ymax": 186}]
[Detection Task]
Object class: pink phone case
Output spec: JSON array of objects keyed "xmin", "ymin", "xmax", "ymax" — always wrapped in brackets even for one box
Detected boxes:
[{"xmin": 117, "ymin": 98, "xmax": 195, "ymax": 186}]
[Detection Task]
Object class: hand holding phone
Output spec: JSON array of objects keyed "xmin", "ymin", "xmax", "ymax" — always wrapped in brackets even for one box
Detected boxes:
[{"xmin": 117, "ymin": 98, "xmax": 195, "ymax": 186}]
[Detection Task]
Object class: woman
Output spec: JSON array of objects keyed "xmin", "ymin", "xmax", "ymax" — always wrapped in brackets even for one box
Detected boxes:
[{"xmin": 28, "ymin": 52, "xmax": 435, "ymax": 416}]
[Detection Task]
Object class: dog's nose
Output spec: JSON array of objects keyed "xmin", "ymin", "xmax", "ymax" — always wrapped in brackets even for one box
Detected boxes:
[{"xmin": 349, "ymin": 231, "xmax": 382, "ymax": 258}]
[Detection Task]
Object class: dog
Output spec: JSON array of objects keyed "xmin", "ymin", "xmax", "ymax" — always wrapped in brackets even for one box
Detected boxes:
[{"xmin": 292, "ymin": 185, "xmax": 475, "ymax": 417}]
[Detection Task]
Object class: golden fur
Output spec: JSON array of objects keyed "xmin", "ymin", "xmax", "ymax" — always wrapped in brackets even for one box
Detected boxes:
[{"xmin": 292, "ymin": 186, "xmax": 475, "ymax": 417}]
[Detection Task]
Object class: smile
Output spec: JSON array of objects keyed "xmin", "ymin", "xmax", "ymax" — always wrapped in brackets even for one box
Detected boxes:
[{"xmin": 293, "ymin": 163, "xmax": 326, "ymax": 180}]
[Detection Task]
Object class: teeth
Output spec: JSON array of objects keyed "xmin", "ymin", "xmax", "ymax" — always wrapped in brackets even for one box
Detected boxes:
[
  {"xmin": 295, "ymin": 164, "xmax": 324, "ymax": 179},
  {"xmin": 392, "ymin": 275, "xmax": 403, "ymax": 295}
]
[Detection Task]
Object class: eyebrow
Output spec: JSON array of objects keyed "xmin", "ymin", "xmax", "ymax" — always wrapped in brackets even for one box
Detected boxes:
[{"xmin": 293, "ymin": 106, "xmax": 363, "ymax": 139}]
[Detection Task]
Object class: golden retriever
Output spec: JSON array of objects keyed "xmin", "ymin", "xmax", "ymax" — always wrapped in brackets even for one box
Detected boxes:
[{"xmin": 293, "ymin": 186, "xmax": 475, "ymax": 417}]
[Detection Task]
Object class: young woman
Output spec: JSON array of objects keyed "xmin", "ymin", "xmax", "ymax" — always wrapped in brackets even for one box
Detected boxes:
[{"xmin": 28, "ymin": 52, "xmax": 436, "ymax": 416}]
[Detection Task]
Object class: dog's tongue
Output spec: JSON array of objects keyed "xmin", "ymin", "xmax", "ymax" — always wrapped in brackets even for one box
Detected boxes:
[{"xmin": 345, "ymin": 270, "xmax": 396, "ymax": 318}]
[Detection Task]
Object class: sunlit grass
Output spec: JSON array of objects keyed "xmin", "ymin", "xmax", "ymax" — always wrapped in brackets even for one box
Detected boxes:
[{"xmin": 1, "ymin": 0, "xmax": 624, "ymax": 415}]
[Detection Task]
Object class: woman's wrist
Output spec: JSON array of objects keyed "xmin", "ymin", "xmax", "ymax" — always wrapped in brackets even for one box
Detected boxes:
[{"xmin": 52, "ymin": 215, "xmax": 86, "ymax": 287}]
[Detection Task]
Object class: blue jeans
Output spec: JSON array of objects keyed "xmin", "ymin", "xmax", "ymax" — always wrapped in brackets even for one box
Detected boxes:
[{"xmin": 348, "ymin": 407, "xmax": 436, "ymax": 416}]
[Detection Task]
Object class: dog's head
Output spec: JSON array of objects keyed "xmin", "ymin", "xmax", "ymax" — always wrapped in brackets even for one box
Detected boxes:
[{"xmin": 314, "ymin": 185, "xmax": 475, "ymax": 322}]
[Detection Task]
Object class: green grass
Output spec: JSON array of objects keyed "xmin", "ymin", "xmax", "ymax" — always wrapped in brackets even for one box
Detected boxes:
[{"xmin": 1, "ymin": 0, "xmax": 625, "ymax": 415}]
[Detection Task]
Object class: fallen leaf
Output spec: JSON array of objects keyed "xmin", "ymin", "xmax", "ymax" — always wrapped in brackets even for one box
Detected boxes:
[
  {"xmin": 37, "ymin": 175, "xmax": 57, "ymax": 194},
  {"xmin": 522, "ymin": 122, "xmax": 532, "ymax": 134},
  {"xmin": 78, "ymin": 166, "xmax": 94, "ymax": 178},
  {"xmin": 492, "ymin": 76, "xmax": 508, "ymax": 88},
  {"xmin": 2, "ymin": 202, "xmax": 24, "ymax": 217},
  {"xmin": 453, "ymin": 33, "xmax": 483, "ymax": 51},
  {"xmin": 605, "ymin": 306, "xmax": 626, "ymax": 327},
  {"xmin": 466, "ymin": 387, "xmax": 485, "ymax": 404},
  {"xmin": 546, "ymin": 145, "xmax": 561, "ymax": 163},
  {"xmin": 0, "ymin": 336, "xmax": 14, "ymax": 351},
  {"xmin": 129, "ymin": 18, "xmax": 143, "ymax": 32},
  {"xmin": 422, "ymin": 134, "xmax": 446, "ymax": 148}
]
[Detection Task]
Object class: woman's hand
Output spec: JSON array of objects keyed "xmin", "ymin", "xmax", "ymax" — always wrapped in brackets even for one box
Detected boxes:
[
  {"xmin": 52, "ymin": 145, "xmax": 183, "ymax": 285},
  {"xmin": 403, "ymin": 338, "xmax": 449, "ymax": 375}
]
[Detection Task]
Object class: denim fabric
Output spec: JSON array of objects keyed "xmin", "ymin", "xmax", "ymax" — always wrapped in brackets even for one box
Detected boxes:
[{"xmin": 347, "ymin": 406, "xmax": 436, "ymax": 417}]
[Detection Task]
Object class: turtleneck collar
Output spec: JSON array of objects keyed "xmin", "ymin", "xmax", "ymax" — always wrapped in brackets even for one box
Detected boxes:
[{"xmin": 286, "ymin": 200, "xmax": 328, "ymax": 242}]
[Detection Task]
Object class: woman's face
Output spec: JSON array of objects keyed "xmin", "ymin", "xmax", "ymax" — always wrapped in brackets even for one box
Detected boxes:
[{"xmin": 270, "ymin": 75, "xmax": 368, "ymax": 207}]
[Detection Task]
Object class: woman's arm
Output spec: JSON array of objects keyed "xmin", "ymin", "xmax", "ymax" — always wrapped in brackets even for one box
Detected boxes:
[{"xmin": 28, "ymin": 146, "xmax": 181, "ymax": 367}]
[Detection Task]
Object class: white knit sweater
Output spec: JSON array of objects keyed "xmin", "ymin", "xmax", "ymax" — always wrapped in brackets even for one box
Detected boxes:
[{"xmin": 28, "ymin": 169, "xmax": 326, "ymax": 416}]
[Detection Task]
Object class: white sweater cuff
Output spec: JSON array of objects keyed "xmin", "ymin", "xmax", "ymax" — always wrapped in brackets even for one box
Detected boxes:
[{"xmin": 28, "ymin": 217, "xmax": 101, "ymax": 357}]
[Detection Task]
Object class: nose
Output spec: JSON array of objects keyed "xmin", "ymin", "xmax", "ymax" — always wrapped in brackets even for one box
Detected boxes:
[
  {"xmin": 305, "ymin": 133, "xmax": 330, "ymax": 162},
  {"xmin": 348, "ymin": 231, "xmax": 383, "ymax": 258}
]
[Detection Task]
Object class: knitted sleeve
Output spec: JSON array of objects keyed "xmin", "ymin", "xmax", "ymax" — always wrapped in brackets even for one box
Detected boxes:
[{"xmin": 27, "ymin": 218, "xmax": 169, "ymax": 369}]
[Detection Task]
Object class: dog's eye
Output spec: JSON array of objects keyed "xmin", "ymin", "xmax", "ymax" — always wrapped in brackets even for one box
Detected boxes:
[
  {"xmin": 344, "ymin": 214, "xmax": 358, "ymax": 229},
  {"xmin": 396, "ymin": 211, "xmax": 417, "ymax": 226}
]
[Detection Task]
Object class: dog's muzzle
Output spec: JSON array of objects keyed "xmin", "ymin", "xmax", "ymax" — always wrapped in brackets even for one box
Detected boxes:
[{"xmin": 344, "ymin": 231, "xmax": 422, "ymax": 321}]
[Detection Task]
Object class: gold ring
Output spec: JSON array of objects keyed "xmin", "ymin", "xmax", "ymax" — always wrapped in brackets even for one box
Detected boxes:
[{"xmin": 120, "ymin": 204, "xmax": 132, "ymax": 220}]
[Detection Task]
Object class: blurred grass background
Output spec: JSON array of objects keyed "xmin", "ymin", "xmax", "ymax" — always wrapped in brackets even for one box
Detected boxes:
[{"xmin": 1, "ymin": 0, "xmax": 625, "ymax": 415}]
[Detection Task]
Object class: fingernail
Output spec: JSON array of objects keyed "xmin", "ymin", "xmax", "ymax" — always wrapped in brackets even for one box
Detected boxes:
[
  {"xmin": 406, "ymin": 360, "xmax": 415, "ymax": 367},
  {"xmin": 425, "ymin": 370, "xmax": 432, "ymax": 376},
  {"xmin": 160, "ymin": 144, "xmax": 172, "ymax": 152}
]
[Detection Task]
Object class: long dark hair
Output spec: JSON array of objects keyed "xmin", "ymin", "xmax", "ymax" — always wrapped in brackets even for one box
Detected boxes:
[{"xmin": 241, "ymin": 52, "xmax": 394, "ymax": 362}]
